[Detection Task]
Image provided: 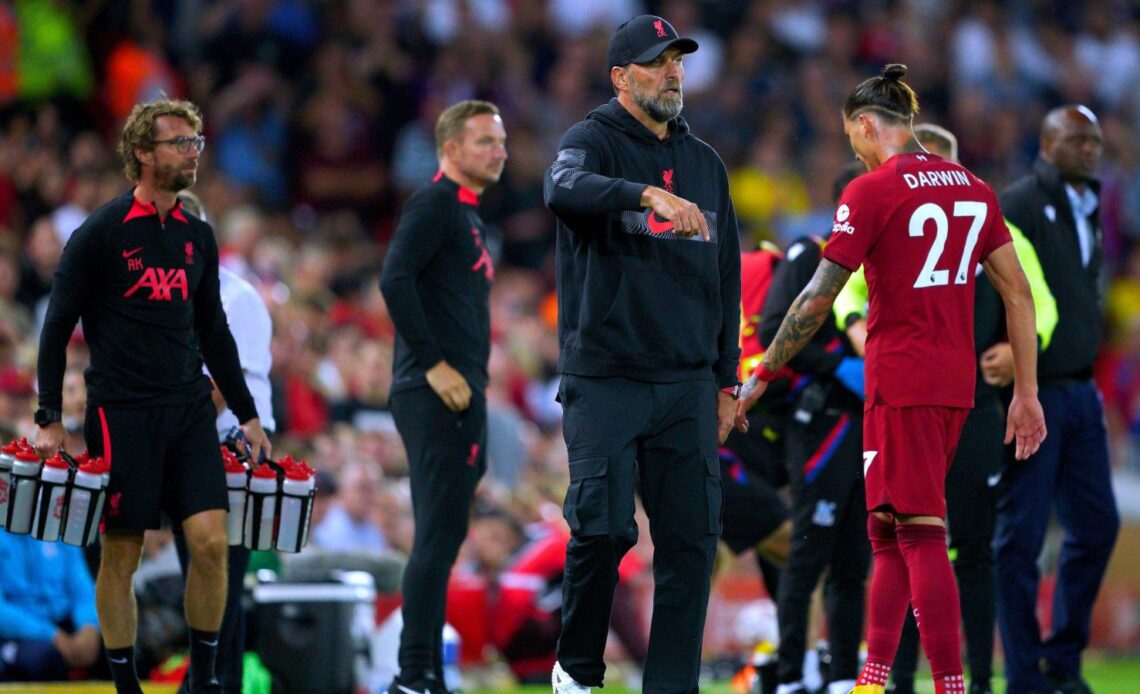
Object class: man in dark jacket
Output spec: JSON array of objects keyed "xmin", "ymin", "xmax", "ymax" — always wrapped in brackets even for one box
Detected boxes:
[
  {"xmin": 544, "ymin": 14, "xmax": 741, "ymax": 694},
  {"xmin": 993, "ymin": 105, "xmax": 1118, "ymax": 694},
  {"xmin": 380, "ymin": 99, "xmax": 507, "ymax": 694}
]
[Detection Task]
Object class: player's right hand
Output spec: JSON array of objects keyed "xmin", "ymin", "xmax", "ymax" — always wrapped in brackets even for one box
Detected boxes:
[
  {"xmin": 642, "ymin": 186, "xmax": 710, "ymax": 241},
  {"xmin": 427, "ymin": 360, "xmax": 472, "ymax": 412},
  {"xmin": 1005, "ymin": 391, "xmax": 1047, "ymax": 461},
  {"xmin": 734, "ymin": 376, "xmax": 767, "ymax": 432},
  {"xmin": 34, "ymin": 422, "xmax": 66, "ymax": 460}
]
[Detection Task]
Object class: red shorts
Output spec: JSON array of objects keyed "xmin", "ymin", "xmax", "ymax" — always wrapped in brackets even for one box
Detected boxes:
[{"xmin": 862, "ymin": 404, "xmax": 969, "ymax": 518}]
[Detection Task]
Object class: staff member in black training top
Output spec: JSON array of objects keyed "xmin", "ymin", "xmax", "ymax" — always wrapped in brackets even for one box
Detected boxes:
[
  {"xmin": 379, "ymin": 99, "xmax": 507, "ymax": 694},
  {"xmin": 34, "ymin": 99, "xmax": 270, "ymax": 694},
  {"xmin": 545, "ymin": 15, "xmax": 741, "ymax": 694}
]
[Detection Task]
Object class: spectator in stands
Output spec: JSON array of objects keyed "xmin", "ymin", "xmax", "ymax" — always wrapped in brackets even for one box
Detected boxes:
[
  {"xmin": 0, "ymin": 532, "xmax": 102, "ymax": 682},
  {"xmin": 312, "ymin": 462, "xmax": 389, "ymax": 553}
]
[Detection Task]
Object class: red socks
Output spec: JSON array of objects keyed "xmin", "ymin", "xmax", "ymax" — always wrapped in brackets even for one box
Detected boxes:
[
  {"xmin": 856, "ymin": 517, "xmax": 966, "ymax": 689},
  {"xmin": 857, "ymin": 514, "xmax": 910, "ymax": 686},
  {"xmin": 896, "ymin": 522, "xmax": 964, "ymax": 686},
  {"xmin": 934, "ymin": 674, "xmax": 966, "ymax": 694}
]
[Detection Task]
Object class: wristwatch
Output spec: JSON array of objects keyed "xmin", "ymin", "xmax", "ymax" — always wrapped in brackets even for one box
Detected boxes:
[
  {"xmin": 720, "ymin": 383, "xmax": 742, "ymax": 400},
  {"xmin": 34, "ymin": 408, "xmax": 62, "ymax": 427}
]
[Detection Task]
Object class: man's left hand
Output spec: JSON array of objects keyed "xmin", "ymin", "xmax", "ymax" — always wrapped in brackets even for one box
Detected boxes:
[
  {"xmin": 241, "ymin": 418, "xmax": 272, "ymax": 462},
  {"xmin": 717, "ymin": 391, "xmax": 735, "ymax": 443},
  {"xmin": 980, "ymin": 342, "xmax": 1015, "ymax": 387}
]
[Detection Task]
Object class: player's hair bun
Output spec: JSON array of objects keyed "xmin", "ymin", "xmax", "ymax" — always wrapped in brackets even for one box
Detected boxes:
[{"xmin": 882, "ymin": 64, "xmax": 908, "ymax": 82}]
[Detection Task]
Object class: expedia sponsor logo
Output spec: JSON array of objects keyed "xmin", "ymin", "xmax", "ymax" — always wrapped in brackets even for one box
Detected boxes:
[{"xmin": 832, "ymin": 220, "xmax": 856, "ymax": 235}]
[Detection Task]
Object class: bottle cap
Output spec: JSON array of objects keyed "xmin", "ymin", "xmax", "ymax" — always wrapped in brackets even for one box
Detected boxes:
[
  {"xmin": 285, "ymin": 464, "xmax": 313, "ymax": 481},
  {"xmin": 252, "ymin": 462, "xmax": 277, "ymax": 479},
  {"xmin": 44, "ymin": 454, "xmax": 70, "ymax": 469},
  {"xmin": 2, "ymin": 439, "xmax": 21, "ymax": 455},
  {"xmin": 78, "ymin": 460, "xmax": 100, "ymax": 475},
  {"xmin": 15, "ymin": 449, "xmax": 40, "ymax": 463},
  {"xmin": 223, "ymin": 448, "xmax": 246, "ymax": 473}
]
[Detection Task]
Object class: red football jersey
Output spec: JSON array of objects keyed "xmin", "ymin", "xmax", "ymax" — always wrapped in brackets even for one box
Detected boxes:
[{"xmin": 823, "ymin": 153, "xmax": 1011, "ymax": 408}]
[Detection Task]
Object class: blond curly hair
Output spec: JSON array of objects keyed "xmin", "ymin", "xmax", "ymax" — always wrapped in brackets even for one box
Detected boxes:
[{"xmin": 118, "ymin": 99, "xmax": 203, "ymax": 182}]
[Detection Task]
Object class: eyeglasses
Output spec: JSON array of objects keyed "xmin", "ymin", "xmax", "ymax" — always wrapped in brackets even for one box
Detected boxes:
[{"xmin": 152, "ymin": 135, "xmax": 206, "ymax": 154}]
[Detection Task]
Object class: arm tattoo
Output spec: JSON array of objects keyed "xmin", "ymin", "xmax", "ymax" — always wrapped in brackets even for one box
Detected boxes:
[{"xmin": 763, "ymin": 259, "xmax": 852, "ymax": 371}]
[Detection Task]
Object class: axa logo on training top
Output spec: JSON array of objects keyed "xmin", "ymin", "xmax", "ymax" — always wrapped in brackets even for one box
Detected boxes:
[
  {"xmin": 121, "ymin": 245, "xmax": 190, "ymax": 301},
  {"xmin": 832, "ymin": 203, "xmax": 855, "ymax": 235},
  {"xmin": 126, "ymin": 268, "xmax": 189, "ymax": 301}
]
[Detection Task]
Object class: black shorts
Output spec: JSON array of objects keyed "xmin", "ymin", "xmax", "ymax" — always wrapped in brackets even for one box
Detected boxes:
[{"xmin": 85, "ymin": 398, "xmax": 227, "ymax": 532}]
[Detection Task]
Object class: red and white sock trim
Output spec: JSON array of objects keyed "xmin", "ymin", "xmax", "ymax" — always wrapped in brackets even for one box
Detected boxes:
[{"xmin": 856, "ymin": 661, "xmax": 891, "ymax": 686}]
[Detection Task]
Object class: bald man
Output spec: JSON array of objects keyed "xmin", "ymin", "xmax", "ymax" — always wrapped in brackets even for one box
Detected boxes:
[{"xmin": 993, "ymin": 106, "xmax": 1118, "ymax": 694}]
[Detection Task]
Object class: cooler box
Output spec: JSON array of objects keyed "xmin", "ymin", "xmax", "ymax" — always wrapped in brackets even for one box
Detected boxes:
[{"xmin": 253, "ymin": 574, "xmax": 376, "ymax": 694}]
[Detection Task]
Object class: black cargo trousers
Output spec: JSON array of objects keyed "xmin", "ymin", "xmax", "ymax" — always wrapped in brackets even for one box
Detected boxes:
[{"xmin": 555, "ymin": 375, "xmax": 722, "ymax": 694}]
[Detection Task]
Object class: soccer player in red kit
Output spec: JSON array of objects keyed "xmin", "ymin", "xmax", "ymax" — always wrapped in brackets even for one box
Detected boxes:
[{"xmin": 735, "ymin": 64, "xmax": 1047, "ymax": 694}]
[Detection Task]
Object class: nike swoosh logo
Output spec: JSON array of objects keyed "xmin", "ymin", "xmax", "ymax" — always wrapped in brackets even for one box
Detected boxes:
[
  {"xmin": 646, "ymin": 212, "xmax": 674, "ymax": 234},
  {"xmin": 987, "ymin": 472, "xmax": 1002, "ymax": 488},
  {"xmin": 199, "ymin": 639, "xmax": 219, "ymax": 647},
  {"xmin": 396, "ymin": 686, "xmax": 427, "ymax": 694},
  {"xmin": 122, "ymin": 247, "xmax": 143, "ymax": 258},
  {"xmin": 110, "ymin": 656, "xmax": 128, "ymax": 664}
]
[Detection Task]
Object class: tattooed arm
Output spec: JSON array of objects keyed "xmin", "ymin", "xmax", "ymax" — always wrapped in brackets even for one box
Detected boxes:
[{"xmin": 735, "ymin": 258, "xmax": 853, "ymax": 430}]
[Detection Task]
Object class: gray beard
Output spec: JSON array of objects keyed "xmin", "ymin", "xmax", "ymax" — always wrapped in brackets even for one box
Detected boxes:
[{"xmin": 634, "ymin": 90, "xmax": 683, "ymax": 123}]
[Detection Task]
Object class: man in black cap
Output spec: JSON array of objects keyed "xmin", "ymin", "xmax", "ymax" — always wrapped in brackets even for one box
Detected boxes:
[{"xmin": 544, "ymin": 14, "xmax": 741, "ymax": 694}]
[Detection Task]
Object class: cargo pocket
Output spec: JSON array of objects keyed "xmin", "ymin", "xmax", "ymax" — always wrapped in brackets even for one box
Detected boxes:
[
  {"xmin": 563, "ymin": 456, "xmax": 610, "ymax": 537},
  {"xmin": 705, "ymin": 455, "xmax": 724, "ymax": 535}
]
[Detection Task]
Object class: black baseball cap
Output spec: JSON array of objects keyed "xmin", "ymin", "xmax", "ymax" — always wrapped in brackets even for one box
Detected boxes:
[{"xmin": 608, "ymin": 15, "xmax": 699, "ymax": 68}]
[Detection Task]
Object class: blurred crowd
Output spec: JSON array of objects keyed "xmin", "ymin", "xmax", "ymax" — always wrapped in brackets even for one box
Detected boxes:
[{"xmin": 2, "ymin": 0, "xmax": 1140, "ymax": 678}]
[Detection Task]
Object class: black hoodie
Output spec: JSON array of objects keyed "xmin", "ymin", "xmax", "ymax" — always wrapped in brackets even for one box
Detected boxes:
[{"xmin": 543, "ymin": 99, "xmax": 741, "ymax": 387}]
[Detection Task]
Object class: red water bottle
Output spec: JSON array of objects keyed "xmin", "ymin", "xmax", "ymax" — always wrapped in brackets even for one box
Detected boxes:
[
  {"xmin": 244, "ymin": 462, "xmax": 279, "ymax": 551},
  {"xmin": 62, "ymin": 458, "xmax": 104, "ymax": 546},
  {"xmin": 224, "ymin": 446, "xmax": 249, "ymax": 546},
  {"xmin": 275, "ymin": 460, "xmax": 315, "ymax": 553},
  {"xmin": 6, "ymin": 449, "xmax": 43, "ymax": 534},
  {"xmin": 0, "ymin": 438, "xmax": 21, "ymax": 530},
  {"xmin": 32, "ymin": 453, "xmax": 71, "ymax": 541}
]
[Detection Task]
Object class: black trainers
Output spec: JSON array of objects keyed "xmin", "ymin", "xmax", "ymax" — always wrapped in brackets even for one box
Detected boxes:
[{"xmin": 389, "ymin": 679, "xmax": 430, "ymax": 694}]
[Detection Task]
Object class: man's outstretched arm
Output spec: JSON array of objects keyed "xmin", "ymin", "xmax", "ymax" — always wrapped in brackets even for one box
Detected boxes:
[{"xmin": 735, "ymin": 258, "xmax": 852, "ymax": 429}]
